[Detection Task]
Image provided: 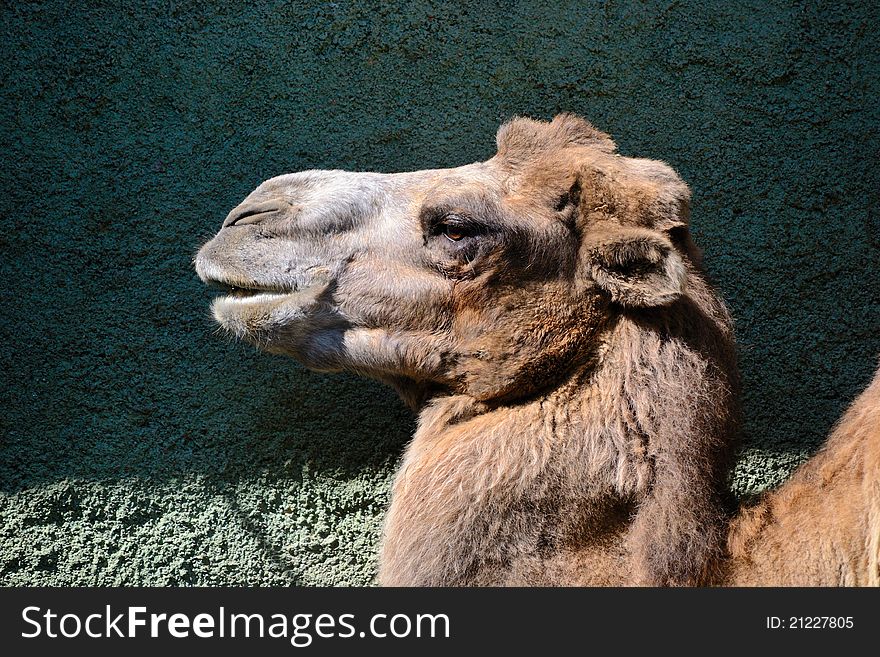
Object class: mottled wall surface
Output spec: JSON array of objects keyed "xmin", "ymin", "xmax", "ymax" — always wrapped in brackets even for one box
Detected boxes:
[{"xmin": 1, "ymin": 1, "xmax": 878, "ymax": 585}]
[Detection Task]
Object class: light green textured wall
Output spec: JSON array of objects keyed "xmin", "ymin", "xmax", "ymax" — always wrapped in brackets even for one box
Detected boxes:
[{"xmin": 1, "ymin": 1, "xmax": 878, "ymax": 585}]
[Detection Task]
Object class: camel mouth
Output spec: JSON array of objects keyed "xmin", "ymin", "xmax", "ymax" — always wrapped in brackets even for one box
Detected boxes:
[
  {"xmin": 203, "ymin": 264, "xmax": 335, "ymax": 338},
  {"xmin": 207, "ymin": 280, "xmax": 289, "ymax": 300}
]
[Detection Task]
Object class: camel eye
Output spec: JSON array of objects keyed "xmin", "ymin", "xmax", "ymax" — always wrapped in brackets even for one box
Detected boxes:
[
  {"xmin": 425, "ymin": 210, "xmax": 487, "ymax": 245},
  {"xmin": 442, "ymin": 225, "xmax": 465, "ymax": 242},
  {"xmin": 434, "ymin": 214, "xmax": 472, "ymax": 242}
]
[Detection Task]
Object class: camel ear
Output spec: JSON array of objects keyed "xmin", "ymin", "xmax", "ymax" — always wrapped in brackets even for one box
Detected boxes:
[{"xmin": 586, "ymin": 227, "xmax": 686, "ymax": 307}]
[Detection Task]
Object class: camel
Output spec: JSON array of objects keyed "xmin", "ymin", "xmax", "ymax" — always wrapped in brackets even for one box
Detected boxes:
[{"xmin": 195, "ymin": 114, "xmax": 879, "ymax": 586}]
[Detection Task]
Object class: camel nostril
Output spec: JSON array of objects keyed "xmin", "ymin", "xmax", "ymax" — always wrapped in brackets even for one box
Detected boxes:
[{"xmin": 223, "ymin": 200, "xmax": 283, "ymax": 228}]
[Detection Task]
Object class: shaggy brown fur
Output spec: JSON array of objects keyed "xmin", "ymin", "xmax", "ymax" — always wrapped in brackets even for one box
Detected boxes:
[{"xmin": 196, "ymin": 114, "xmax": 878, "ymax": 586}]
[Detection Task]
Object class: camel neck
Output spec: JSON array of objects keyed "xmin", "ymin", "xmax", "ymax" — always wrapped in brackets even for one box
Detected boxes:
[{"xmin": 380, "ymin": 312, "xmax": 739, "ymax": 585}]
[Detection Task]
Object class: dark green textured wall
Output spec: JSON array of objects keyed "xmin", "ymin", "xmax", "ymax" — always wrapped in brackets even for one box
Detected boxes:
[{"xmin": 1, "ymin": 1, "xmax": 878, "ymax": 585}]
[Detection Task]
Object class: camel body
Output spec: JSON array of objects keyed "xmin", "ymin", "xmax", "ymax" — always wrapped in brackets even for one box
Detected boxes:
[{"xmin": 725, "ymin": 368, "xmax": 880, "ymax": 586}]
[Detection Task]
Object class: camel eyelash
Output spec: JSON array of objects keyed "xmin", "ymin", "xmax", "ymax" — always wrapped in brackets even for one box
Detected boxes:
[{"xmin": 426, "ymin": 212, "xmax": 494, "ymax": 241}]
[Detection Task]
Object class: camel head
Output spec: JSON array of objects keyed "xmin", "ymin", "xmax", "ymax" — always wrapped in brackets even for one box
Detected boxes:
[{"xmin": 196, "ymin": 114, "xmax": 695, "ymax": 407}]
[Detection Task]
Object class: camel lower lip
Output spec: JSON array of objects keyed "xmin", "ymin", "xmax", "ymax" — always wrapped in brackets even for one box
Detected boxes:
[
  {"xmin": 210, "ymin": 280, "xmax": 329, "ymax": 315},
  {"xmin": 216, "ymin": 290, "xmax": 297, "ymax": 304},
  {"xmin": 209, "ymin": 280, "xmax": 332, "ymax": 342}
]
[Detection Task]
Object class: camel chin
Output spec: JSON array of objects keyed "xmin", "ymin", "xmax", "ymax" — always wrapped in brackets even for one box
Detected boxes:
[{"xmin": 196, "ymin": 113, "xmax": 879, "ymax": 587}]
